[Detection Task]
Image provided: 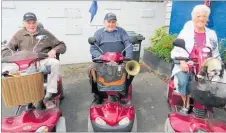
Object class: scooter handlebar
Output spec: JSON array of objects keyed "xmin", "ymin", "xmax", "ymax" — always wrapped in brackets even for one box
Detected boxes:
[
  {"xmin": 38, "ymin": 52, "xmax": 49, "ymax": 59},
  {"xmin": 174, "ymin": 57, "xmax": 189, "ymax": 61},
  {"xmin": 92, "ymin": 56, "xmax": 131, "ymax": 63},
  {"xmin": 92, "ymin": 57, "xmax": 103, "ymax": 63},
  {"xmin": 173, "ymin": 58, "xmax": 198, "ymax": 65},
  {"xmin": 173, "ymin": 57, "xmax": 189, "ymax": 64},
  {"xmin": 173, "ymin": 60, "xmax": 181, "ymax": 64},
  {"xmin": 123, "ymin": 57, "xmax": 131, "ymax": 61}
]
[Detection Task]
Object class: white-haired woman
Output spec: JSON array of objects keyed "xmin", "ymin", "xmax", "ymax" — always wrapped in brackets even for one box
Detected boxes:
[{"xmin": 171, "ymin": 5, "xmax": 221, "ymax": 114}]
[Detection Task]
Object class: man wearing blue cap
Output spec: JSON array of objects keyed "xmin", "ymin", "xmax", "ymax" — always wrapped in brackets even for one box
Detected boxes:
[
  {"xmin": 2, "ymin": 12, "xmax": 67, "ymax": 109},
  {"xmin": 89, "ymin": 12, "xmax": 133, "ymax": 104}
]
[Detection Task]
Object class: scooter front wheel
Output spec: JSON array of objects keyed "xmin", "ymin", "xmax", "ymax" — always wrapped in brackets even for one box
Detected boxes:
[
  {"xmin": 88, "ymin": 114, "xmax": 94, "ymax": 132},
  {"xmin": 130, "ymin": 113, "xmax": 137, "ymax": 132},
  {"xmin": 55, "ymin": 116, "xmax": 66, "ymax": 132},
  {"xmin": 164, "ymin": 118, "xmax": 174, "ymax": 132}
]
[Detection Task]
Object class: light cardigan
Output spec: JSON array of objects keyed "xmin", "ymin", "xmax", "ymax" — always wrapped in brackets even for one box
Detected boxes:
[{"xmin": 171, "ymin": 20, "xmax": 221, "ymax": 77}]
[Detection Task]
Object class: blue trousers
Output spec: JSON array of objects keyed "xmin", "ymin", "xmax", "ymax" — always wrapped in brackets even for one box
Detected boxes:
[{"xmin": 175, "ymin": 72, "xmax": 191, "ymax": 96}]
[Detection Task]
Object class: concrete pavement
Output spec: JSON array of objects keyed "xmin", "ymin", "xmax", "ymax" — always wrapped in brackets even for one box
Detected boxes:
[{"xmin": 1, "ymin": 63, "xmax": 226, "ymax": 132}]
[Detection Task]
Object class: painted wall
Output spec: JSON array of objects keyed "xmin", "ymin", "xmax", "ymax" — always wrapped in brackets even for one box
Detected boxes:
[{"xmin": 2, "ymin": 1, "xmax": 167, "ymax": 64}]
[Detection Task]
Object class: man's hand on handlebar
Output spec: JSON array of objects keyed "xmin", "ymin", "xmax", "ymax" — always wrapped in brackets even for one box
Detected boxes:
[{"xmin": 48, "ymin": 49, "xmax": 56, "ymax": 58}]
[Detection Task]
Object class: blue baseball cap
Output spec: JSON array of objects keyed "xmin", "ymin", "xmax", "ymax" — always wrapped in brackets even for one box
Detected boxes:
[{"xmin": 104, "ymin": 12, "xmax": 117, "ymax": 21}]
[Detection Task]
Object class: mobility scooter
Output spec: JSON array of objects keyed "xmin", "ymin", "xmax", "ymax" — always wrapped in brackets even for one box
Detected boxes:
[
  {"xmin": 165, "ymin": 38, "xmax": 226, "ymax": 132},
  {"xmin": 87, "ymin": 37, "xmax": 140, "ymax": 132},
  {"xmin": 1, "ymin": 35, "xmax": 66, "ymax": 132}
]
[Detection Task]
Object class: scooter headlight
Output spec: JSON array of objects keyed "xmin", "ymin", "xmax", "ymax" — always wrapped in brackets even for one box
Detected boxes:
[
  {"xmin": 119, "ymin": 117, "xmax": 130, "ymax": 126},
  {"xmin": 95, "ymin": 117, "xmax": 106, "ymax": 125},
  {"xmin": 35, "ymin": 126, "xmax": 49, "ymax": 132}
]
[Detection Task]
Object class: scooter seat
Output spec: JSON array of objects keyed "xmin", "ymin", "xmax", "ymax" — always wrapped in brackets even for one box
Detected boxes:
[{"xmin": 2, "ymin": 108, "xmax": 61, "ymax": 132}]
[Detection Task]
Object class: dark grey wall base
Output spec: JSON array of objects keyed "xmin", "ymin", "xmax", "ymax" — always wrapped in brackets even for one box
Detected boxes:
[{"xmin": 143, "ymin": 49, "xmax": 173, "ymax": 78}]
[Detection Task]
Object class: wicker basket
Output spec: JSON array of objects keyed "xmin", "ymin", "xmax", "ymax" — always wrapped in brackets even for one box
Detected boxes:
[{"xmin": 1, "ymin": 72, "xmax": 44, "ymax": 107}]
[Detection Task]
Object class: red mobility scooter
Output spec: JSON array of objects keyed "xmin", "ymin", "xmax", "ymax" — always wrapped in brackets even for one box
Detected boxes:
[
  {"xmin": 87, "ymin": 37, "xmax": 140, "ymax": 132},
  {"xmin": 1, "ymin": 35, "xmax": 66, "ymax": 132},
  {"xmin": 165, "ymin": 38, "xmax": 226, "ymax": 132}
]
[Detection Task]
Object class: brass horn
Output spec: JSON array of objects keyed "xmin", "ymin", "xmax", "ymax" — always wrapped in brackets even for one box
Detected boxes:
[{"xmin": 125, "ymin": 60, "xmax": 141, "ymax": 78}]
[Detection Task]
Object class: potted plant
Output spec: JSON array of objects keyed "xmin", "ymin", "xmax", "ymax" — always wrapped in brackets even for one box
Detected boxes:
[{"xmin": 143, "ymin": 26, "xmax": 177, "ymax": 77}]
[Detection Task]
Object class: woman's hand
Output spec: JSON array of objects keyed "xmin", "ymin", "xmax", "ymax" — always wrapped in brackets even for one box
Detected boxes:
[{"xmin": 180, "ymin": 60, "xmax": 189, "ymax": 72}]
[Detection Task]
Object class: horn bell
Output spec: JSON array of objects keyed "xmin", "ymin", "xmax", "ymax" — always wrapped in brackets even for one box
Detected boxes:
[{"xmin": 125, "ymin": 60, "xmax": 141, "ymax": 76}]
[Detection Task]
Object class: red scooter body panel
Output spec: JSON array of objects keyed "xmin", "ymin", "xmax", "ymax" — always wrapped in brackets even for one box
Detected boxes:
[
  {"xmin": 168, "ymin": 80, "xmax": 183, "ymax": 107},
  {"xmin": 90, "ymin": 102, "xmax": 135, "ymax": 126},
  {"xmin": 169, "ymin": 112, "xmax": 226, "ymax": 132},
  {"xmin": 2, "ymin": 108, "xmax": 61, "ymax": 132},
  {"xmin": 100, "ymin": 52, "xmax": 124, "ymax": 62},
  {"xmin": 14, "ymin": 59, "xmax": 37, "ymax": 71}
]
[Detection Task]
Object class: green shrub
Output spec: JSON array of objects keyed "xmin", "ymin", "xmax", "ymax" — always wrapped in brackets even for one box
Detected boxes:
[
  {"xmin": 147, "ymin": 34, "xmax": 177, "ymax": 62},
  {"xmin": 149, "ymin": 26, "xmax": 168, "ymax": 45}
]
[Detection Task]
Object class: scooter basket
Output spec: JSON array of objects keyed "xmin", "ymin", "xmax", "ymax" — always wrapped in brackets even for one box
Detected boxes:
[
  {"xmin": 96, "ymin": 63, "xmax": 127, "ymax": 92},
  {"xmin": 1, "ymin": 72, "xmax": 44, "ymax": 107}
]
